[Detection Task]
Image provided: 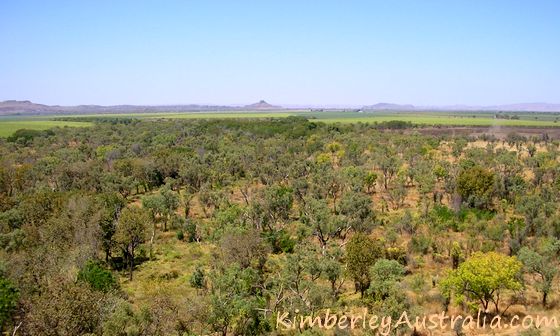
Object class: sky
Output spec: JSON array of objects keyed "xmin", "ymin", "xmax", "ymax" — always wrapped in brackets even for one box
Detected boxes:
[{"xmin": 0, "ymin": 0, "xmax": 559, "ymax": 106}]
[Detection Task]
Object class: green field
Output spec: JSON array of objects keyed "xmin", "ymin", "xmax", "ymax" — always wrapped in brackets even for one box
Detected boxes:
[
  {"xmin": 310, "ymin": 114, "xmax": 560, "ymax": 126},
  {"xmin": 0, "ymin": 120, "xmax": 93, "ymax": 137},
  {"xmin": 1, "ymin": 110, "xmax": 559, "ymax": 137},
  {"xmin": 297, "ymin": 110, "xmax": 560, "ymax": 126}
]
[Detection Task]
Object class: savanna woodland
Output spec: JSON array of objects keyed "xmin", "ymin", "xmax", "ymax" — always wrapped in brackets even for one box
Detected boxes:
[{"xmin": 2, "ymin": 117, "xmax": 560, "ymax": 335}]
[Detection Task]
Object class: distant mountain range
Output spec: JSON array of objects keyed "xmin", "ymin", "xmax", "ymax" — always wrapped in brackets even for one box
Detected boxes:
[
  {"xmin": 0, "ymin": 100, "xmax": 230, "ymax": 115},
  {"xmin": 0, "ymin": 100, "xmax": 282, "ymax": 116},
  {"xmin": 362, "ymin": 102, "xmax": 560, "ymax": 112},
  {"xmin": 1, "ymin": 100, "xmax": 560, "ymax": 116}
]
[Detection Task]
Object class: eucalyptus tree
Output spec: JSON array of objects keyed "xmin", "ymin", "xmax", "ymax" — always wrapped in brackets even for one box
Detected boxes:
[
  {"xmin": 518, "ymin": 240, "xmax": 560, "ymax": 306},
  {"xmin": 301, "ymin": 197, "xmax": 340, "ymax": 251},
  {"xmin": 346, "ymin": 233, "xmax": 384, "ymax": 297},
  {"xmin": 114, "ymin": 206, "xmax": 150, "ymax": 280}
]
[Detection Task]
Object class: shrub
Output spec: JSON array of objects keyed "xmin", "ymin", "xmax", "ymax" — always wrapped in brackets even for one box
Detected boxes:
[
  {"xmin": 409, "ymin": 235, "xmax": 431, "ymax": 255},
  {"xmin": 0, "ymin": 276, "xmax": 19, "ymax": 330},
  {"xmin": 440, "ymin": 252, "xmax": 522, "ymax": 314},
  {"xmin": 264, "ymin": 229, "xmax": 295, "ymax": 254},
  {"xmin": 456, "ymin": 166, "xmax": 495, "ymax": 209},
  {"xmin": 77, "ymin": 260, "xmax": 118, "ymax": 292}
]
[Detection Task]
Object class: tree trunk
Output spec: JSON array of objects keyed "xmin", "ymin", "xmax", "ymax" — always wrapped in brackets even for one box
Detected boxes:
[
  {"xmin": 129, "ymin": 249, "xmax": 134, "ymax": 280},
  {"xmin": 150, "ymin": 224, "xmax": 156, "ymax": 259}
]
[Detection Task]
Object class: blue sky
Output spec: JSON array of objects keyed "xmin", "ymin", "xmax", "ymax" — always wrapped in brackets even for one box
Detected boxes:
[{"xmin": 0, "ymin": 1, "xmax": 559, "ymax": 106}]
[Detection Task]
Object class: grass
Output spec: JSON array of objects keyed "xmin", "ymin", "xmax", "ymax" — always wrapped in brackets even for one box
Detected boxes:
[
  {"xmin": 57, "ymin": 109, "xmax": 560, "ymax": 126},
  {"xmin": 120, "ymin": 232, "xmax": 211, "ymax": 307},
  {"xmin": 1, "ymin": 109, "xmax": 559, "ymax": 137},
  {"xmin": 316, "ymin": 115, "xmax": 560, "ymax": 126},
  {"xmin": 0, "ymin": 120, "xmax": 93, "ymax": 137}
]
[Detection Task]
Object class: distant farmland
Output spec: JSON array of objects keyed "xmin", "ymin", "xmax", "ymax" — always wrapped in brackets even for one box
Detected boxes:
[
  {"xmin": 0, "ymin": 119, "xmax": 93, "ymax": 137},
  {"xmin": 1, "ymin": 110, "xmax": 559, "ymax": 137}
]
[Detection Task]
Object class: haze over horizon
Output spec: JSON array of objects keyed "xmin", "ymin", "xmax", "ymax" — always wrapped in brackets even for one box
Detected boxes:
[{"xmin": 1, "ymin": 1, "xmax": 559, "ymax": 106}]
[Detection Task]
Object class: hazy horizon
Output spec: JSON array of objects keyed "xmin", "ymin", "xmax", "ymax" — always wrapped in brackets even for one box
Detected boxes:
[{"xmin": 1, "ymin": 1, "xmax": 559, "ymax": 106}]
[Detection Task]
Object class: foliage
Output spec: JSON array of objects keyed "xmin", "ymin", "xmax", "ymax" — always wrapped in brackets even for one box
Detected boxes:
[
  {"xmin": 517, "ymin": 239, "xmax": 560, "ymax": 306},
  {"xmin": 367, "ymin": 259, "xmax": 405, "ymax": 301},
  {"xmin": 208, "ymin": 264, "xmax": 268, "ymax": 335},
  {"xmin": 345, "ymin": 233, "xmax": 383, "ymax": 297},
  {"xmin": 440, "ymin": 252, "xmax": 522, "ymax": 314},
  {"xmin": 0, "ymin": 276, "xmax": 19, "ymax": 330},
  {"xmin": 456, "ymin": 166, "xmax": 495, "ymax": 209},
  {"xmin": 114, "ymin": 206, "xmax": 150, "ymax": 280},
  {"xmin": 190, "ymin": 267, "xmax": 206, "ymax": 291},
  {"xmin": 77, "ymin": 260, "xmax": 118, "ymax": 292},
  {"xmin": 24, "ymin": 281, "xmax": 106, "ymax": 336}
]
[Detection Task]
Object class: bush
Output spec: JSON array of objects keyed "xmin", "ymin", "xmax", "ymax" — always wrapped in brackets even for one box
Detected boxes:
[
  {"xmin": 77, "ymin": 260, "xmax": 118, "ymax": 292},
  {"xmin": 368, "ymin": 259, "xmax": 405, "ymax": 301},
  {"xmin": 189, "ymin": 267, "xmax": 206, "ymax": 290},
  {"xmin": 483, "ymin": 221, "xmax": 507, "ymax": 242},
  {"xmin": 0, "ymin": 276, "xmax": 19, "ymax": 330},
  {"xmin": 456, "ymin": 166, "xmax": 495, "ymax": 209},
  {"xmin": 7, "ymin": 128, "xmax": 53, "ymax": 144},
  {"xmin": 264, "ymin": 229, "xmax": 295, "ymax": 254},
  {"xmin": 429, "ymin": 205, "xmax": 457, "ymax": 231},
  {"xmin": 176, "ymin": 230, "xmax": 184, "ymax": 241},
  {"xmin": 385, "ymin": 246, "xmax": 408, "ymax": 265},
  {"xmin": 185, "ymin": 220, "xmax": 198, "ymax": 242},
  {"xmin": 409, "ymin": 235, "xmax": 431, "ymax": 255}
]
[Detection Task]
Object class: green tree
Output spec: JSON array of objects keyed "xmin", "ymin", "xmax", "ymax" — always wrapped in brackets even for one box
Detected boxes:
[
  {"xmin": 24, "ymin": 281, "xmax": 105, "ymax": 336},
  {"xmin": 388, "ymin": 175, "xmax": 408, "ymax": 210},
  {"xmin": 323, "ymin": 257, "xmax": 344, "ymax": 300},
  {"xmin": 456, "ymin": 166, "xmax": 495, "ymax": 209},
  {"xmin": 159, "ymin": 186, "xmax": 180, "ymax": 231},
  {"xmin": 338, "ymin": 191, "xmax": 375, "ymax": 233},
  {"xmin": 367, "ymin": 259, "xmax": 405, "ymax": 301},
  {"xmin": 190, "ymin": 267, "xmax": 206, "ymax": 293},
  {"xmin": 441, "ymin": 252, "xmax": 522, "ymax": 314},
  {"xmin": 142, "ymin": 186, "xmax": 179, "ymax": 232},
  {"xmin": 518, "ymin": 241, "xmax": 559, "ymax": 307},
  {"xmin": 208, "ymin": 265, "xmax": 267, "ymax": 336},
  {"xmin": 97, "ymin": 192, "xmax": 125, "ymax": 262},
  {"xmin": 0, "ymin": 276, "xmax": 19, "ymax": 331},
  {"xmin": 377, "ymin": 149, "xmax": 400, "ymax": 190},
  {"xmin": 301, "ymin": 198, "xmax": 340, "ymax": 251},
  {"xmin": 346, "ymin": 233, "xmax": 383, "ymax": 298},
  {"xmin": 450, "ymin": 241, "xmax": 464, "ymax": 269},
  {"xmin": 77, "ymin": 260, "xmax": 118, "ymax": 292},
  {"xmin": 262, "ymin": 184, "xmax": 293, "ymax": 231},
  {"xmin": 364, "ymin": 172, "xmax": 378, "ymax": 194},
  {"xmin": 141, "ymin": 193, "xmax": 165, "ymax": 225},
  {"xmin": 114, "ymin": 207, "xmax": 150, "ymax": 280}
]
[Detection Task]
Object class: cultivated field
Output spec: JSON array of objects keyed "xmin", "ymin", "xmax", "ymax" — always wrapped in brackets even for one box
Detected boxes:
[
  {"xmin": 0, "ymin": 119, "xmax": 93, "ymax": 137},
  {"xmin": 1, "ymin": 110, "xmax": 559, "ymax": 137}
]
